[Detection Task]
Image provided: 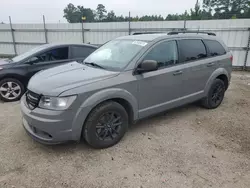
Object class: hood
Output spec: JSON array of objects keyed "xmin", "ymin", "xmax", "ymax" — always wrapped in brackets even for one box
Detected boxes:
[{"xmin": 28, "ymin": 61, "xmax": 119, "ymax": 96}]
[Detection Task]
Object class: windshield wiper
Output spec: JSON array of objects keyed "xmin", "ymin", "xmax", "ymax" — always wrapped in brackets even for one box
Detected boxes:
[{"xmin": 84, "ymin": 62, "xmax": 105, "ymax": 69}]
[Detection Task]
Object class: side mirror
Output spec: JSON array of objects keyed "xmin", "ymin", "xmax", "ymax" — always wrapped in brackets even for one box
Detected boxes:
[{"xmin": 136, "ymin": 60, "xmax": 158, "ymax": 74}]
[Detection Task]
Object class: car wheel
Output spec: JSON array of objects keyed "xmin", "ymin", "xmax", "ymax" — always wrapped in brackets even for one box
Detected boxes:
[
  {"xmin": 201, "ymin": 79, "xmax": 225, "ymax": 109},
  {"xmin": 0, "ymin": 78, "xmax": 25, "ymax": 102},
  {"xmin": 83, "ymin": 101, "xmax": 128, "ymax": 149}
]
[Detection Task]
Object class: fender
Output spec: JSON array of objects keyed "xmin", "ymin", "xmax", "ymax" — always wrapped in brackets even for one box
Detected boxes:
[
  {"xmin": 0, "ymin": 73, "xmax": 28, "ymax": 86},
  {"xmin": 71, "ymin": 88, "xmax": 138, "ymax": 140},
  {"xmin": 204, "ymin": 68, "xmax": 229, "ymax": 95}
]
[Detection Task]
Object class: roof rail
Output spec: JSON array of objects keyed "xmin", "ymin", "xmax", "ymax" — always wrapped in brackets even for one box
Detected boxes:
[
  {"xmin": 168, "ymin": 31, "xmax": 216, "ymax": 36},
  {"xmin": 132, "ymin": 32, "xmax": 163, "ymax": 35}
]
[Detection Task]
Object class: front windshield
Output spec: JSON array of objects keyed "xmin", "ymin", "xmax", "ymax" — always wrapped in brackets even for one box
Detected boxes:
[
  {"xmin": 84, "ymin": 39, "xmax": 147, "ymax": 71},
  {"xmin": 11, "ymin": 45, "xmax": 51, "ymax": 63}
]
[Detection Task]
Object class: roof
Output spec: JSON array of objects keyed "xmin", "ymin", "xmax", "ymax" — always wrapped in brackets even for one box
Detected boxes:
[
  {"xmin": 40, "ymin": 43, "xmax": 98, "ymax": 49},
  {"xmin": 116, "ymin": 32, "xmax": 218, "ymax": 42},
  {"xmin": 117, "ymin": 34, "xmax": 169, "ymax": 41}
]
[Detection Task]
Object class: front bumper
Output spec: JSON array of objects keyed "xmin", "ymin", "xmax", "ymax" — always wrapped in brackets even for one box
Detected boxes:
[{"xmin": 21, "ymin": 95, "xmax": 76, "ymax": 145}]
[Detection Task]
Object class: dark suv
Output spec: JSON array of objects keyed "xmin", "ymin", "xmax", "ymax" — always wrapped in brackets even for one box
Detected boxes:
[
  {"xmin": 0, "ymin": 43, "xmax": 97, "ymax": 102},
  {"xmin": 21, "ymin": 32, "xmax": 232, "ymax": 148}
]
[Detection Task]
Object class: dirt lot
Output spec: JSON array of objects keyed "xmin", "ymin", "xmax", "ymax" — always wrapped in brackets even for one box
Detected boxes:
[{"xmin": 0, "ymin": 72, "xmax": 250, "ymax": 188}]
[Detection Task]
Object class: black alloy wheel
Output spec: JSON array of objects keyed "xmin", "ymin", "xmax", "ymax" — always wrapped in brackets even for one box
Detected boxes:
[
  {"xmin": 84, "ymin": 101, "xmax": 128, "ymax": 149},
  {"xmin": 96, "ymin": 112, "xmax": 122, "ymax": 141},
  {"xmin": 201, "ymin": 79, "xmax": 225, "ymax": 109}
]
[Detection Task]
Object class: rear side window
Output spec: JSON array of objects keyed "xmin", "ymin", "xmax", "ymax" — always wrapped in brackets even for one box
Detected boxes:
[
  {"xmin": 71, "ymin": 46, "xmax": 96, "ymax": 59},
  {"xmin": 178, "ymin": 39, "xmax": 207, "ymax": 63},
  {"xmin": 204, "ymin": 40, "xmax": 226, "ymax": 56}
]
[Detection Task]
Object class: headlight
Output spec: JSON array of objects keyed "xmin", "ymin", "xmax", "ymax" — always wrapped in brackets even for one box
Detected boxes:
[{"xmin": 38, "ymin": 95, "xmax": 77, "ymax": 110}]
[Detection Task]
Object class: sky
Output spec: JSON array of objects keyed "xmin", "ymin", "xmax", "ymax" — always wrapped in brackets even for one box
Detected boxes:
[{"xmin": 0, "ymin": 0, "xmax": 197, "ymax": 23}]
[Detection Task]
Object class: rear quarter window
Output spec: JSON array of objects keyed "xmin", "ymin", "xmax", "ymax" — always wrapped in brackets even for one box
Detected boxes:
[
  {"xmin": 203, "ymin": 40, "xmax": 226, "ymax": 57},
  {"xmin": 178, "ymin": 39, "xmax": 207, "ymax": 63}
]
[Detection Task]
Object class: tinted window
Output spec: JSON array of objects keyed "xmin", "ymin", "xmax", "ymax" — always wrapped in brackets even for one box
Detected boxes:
[
  {"xmin": 144, "ymin": 40, "xmax": 178, "ymax": 68},
  {"xmin": 71, "ymin": 46, "xmax": 96, "ymax": 58},
  {"xmin": 178, "ymin": 39, "xmax": 207, "ymax": 63},
  {"xmin": 36, "ymin": 47, "xmax": 69, "ymax": 62},
  {"xmin": 204, "ymin": 40, "xmax": 226, "ymax": 56},
  {"xmin": 11, "ymin": 44, "xmax": 54, "ymax": 63}
]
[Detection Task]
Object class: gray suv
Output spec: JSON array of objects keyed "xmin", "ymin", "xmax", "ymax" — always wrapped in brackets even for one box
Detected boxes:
[{"xmin": 21, "ymin": 32, "xmax": 232, "ymax": 148}]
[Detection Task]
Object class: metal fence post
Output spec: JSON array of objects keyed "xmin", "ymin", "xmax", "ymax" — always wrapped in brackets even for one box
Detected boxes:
[
  {"xmin": 81, "ymin": 20, "xmax": 84, "ymax": 43},
  {"xmin": 9, "ymin": 16, "xmax": 17, "ymax": 55},
  {"xmin": 128, "ymin": 11, "xmax": 131, "ymax": 35},
  {"xmin": 43, "ymin": 15, "xmax": 48, "ymax": 43},
  {"xmin": 243, "ymin": 28, "xmax": 250, "ymax": 70}
]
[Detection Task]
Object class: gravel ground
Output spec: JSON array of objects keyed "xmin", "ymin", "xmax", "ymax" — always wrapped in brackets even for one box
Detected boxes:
[{"xmin": 0, "ymin": 72, "xmax": 250, "ymax": 188}]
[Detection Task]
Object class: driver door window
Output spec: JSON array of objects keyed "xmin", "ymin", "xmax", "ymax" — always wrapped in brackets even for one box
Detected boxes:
[
  {"xmin": 28, "ymin": 47, "xmax": 69, "ymax": 64},
  {"xmin": 39, "ymin": 47, "xmax": 69, "ymax": 62},
  {"xmin": 144, "ymin": 40, "xmax": 178, "ymax": 68}
]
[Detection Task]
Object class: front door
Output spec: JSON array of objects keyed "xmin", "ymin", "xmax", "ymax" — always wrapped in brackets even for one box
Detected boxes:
[
  {"xmin": 26, "ymin": 46, "xmax": 70, "ymax": 79},
  {"xmin": 136, "ymin": 40, "xmax": 185, "ymax": 118}
]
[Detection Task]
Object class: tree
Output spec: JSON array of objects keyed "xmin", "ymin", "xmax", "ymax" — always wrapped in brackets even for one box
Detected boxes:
[
  {"xmin": 191, "ymin": 0, "xmax": 202, "ymax": 20},
  {"xmin": 139, "ymin": 15, "xmax": 164, "ymax": 21},
  {"xmin": 203, "ymin": 0, "xmax": 250, "ymax": 19},
  {"xmin": 63, "ymin": 3, "xmax": 79, "ymax": 23},
  {"xmin": 63, "ymin": 1, "xmax": 250, "ymax": 23},
  {"xmin": 132, "ymin": 16, "xmax": 140, "ymax": 21},
  {"xmin": 96, "ymin": 4, "xmax": 107, "ymax": 21},
  {"xmin": 116, "ymin": 15, "xmax": 125, "ymax": 22},
  {"xmin": 105, "ymin": 11, "xmax": 116, "ymax": 22},
  {"xmin": 63, "ymin": 3, "xmax": 95, "ymax": 23},
  {"xmin": 77, "ymin": 6, "xmax": 95, "ymax": 22}
]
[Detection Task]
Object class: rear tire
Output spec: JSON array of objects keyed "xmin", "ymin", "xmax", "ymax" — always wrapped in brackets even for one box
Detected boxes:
[
  {"xmin": 83, "ymin": 101, "xmax": 128, "ymax": 149},
  {"xmin": 0, "ymin": 78, "xmax": 25, "ymax": 102},
  {"xmin": 201, "ymin": 79, "xmax": 225, "ymax": 109}
]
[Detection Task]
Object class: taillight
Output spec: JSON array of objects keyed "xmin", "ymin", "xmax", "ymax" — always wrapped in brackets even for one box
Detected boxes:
[{"xmin": 230, "ymin": 55, "xmax": 233, "ymax": 63}]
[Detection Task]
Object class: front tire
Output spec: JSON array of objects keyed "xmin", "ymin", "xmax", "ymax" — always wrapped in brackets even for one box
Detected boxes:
[
  {"xmin": 83, "ymin": 101, "xmax": 128, "ymax": 149},
  {"xmin": 201, "ymin": 79, "xmax": 225, "ymax": 109},
  {"xmin": 0, "ymin": 78, "xmax": 25, "ymax": 102}
]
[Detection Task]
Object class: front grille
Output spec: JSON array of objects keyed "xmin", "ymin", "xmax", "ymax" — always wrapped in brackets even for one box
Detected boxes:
[{"xmin": 26, "ymin": 90, "xmax": 40, "ymax": 110}]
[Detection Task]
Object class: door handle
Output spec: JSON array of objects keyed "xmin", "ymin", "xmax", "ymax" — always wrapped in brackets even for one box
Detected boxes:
[
  {"xmin": 173, "ymin": 70, "xmax": 183, "ymax": 76},
  {"xmin": 207, "ymin": 62, "xmax": 215, "ymax": 67}
]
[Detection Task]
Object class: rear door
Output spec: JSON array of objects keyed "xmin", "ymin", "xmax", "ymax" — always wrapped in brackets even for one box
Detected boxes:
[
  {"xmin": 176, "ymin": 39, "xmax": 216, "ymax": 96},
  {"xmin": 26, "ymin": 46, "xmax": 70, "ymax": 78},
  {"xmin": 70, "ymin": 45, "xmax": 96, "ymax": 61},
  {"xmin": 203, "ymin": 39, "xmax": 228, "ymax": 69}
]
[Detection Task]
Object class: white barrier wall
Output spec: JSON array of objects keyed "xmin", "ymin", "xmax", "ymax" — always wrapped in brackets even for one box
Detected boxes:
[{"xmin": 0, "ymin": 19, "xmax": 250, "ymax": 67}]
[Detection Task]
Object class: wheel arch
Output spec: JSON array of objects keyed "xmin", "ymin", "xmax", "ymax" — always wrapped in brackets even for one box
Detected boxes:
[
  {"xmin": 216, "ymin": 74, "xmax": 229, "ymax": 90},
  {"xmin": 204, "ymin": 68, "xmax": 230, "ymax": 95},
  {"xmin": 0, "ymin": 74, "xmax": 28, "ymax": 88},
  {"xmin": 71, "ymin": 88, "xmax": 138, "ymax": 141}
]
